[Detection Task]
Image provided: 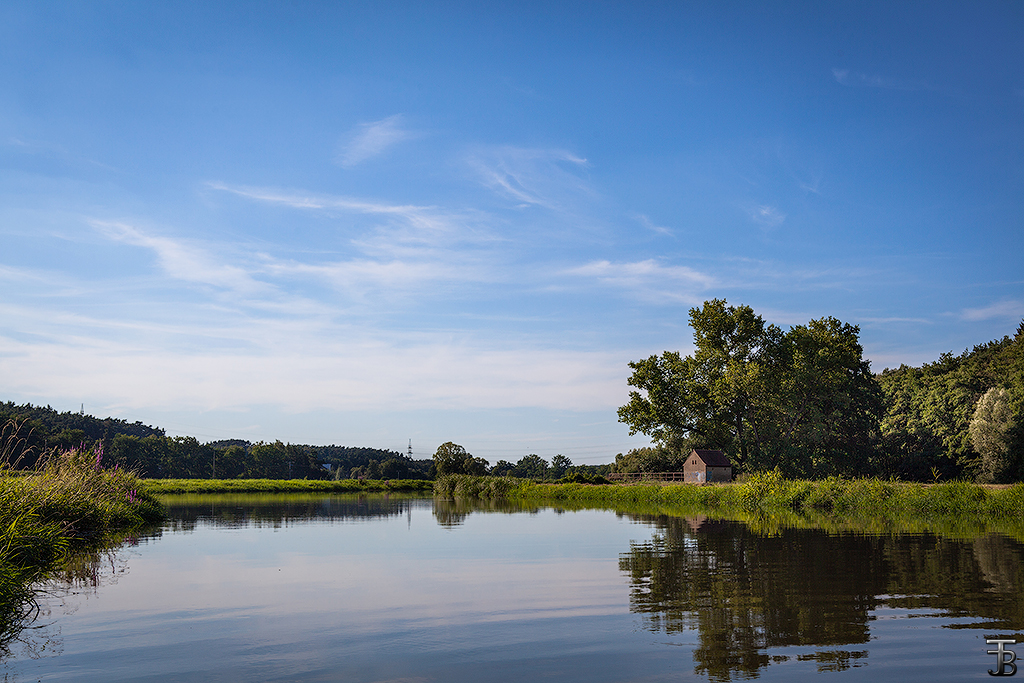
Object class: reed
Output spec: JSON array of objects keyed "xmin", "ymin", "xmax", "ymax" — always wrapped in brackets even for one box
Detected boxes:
[{"xmin": 0, "ymin": 420, "xmax": 163, "ymax": 654}]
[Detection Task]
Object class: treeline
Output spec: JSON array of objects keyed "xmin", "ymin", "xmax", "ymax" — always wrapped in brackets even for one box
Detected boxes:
[
  {"xmin": 105, "ymin": 438, "xmax": 431, "ymax": 480},
  {"xmin": 615, "ymin": 299, "xmax": 1024, "ymax": 482},
  {"xmin": 0, "ymin": 403, "xmax": 430, "ymax": 480},
  {"xmin": 0, "ymin": 402, "xmax": 164, "ymax": 467},
  {"xmin": 430, "ymin": 442, "xmax": 612, "ymax": 483},
  {"xmin": 307, "ymin": 445, "xmax": 432, "ymax": 480}
]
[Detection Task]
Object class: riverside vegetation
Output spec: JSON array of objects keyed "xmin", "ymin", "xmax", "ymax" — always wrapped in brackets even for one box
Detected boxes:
[
  {"xmin": 434, "ymin": 471, "xmax": 1024, "ymax": 538},
  {"xmin": 0, "ymin": 420, "xmax": 162, "ymax": 655}
]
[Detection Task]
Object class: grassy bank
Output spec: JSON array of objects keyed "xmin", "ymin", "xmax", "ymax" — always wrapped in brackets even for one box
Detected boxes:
[
  {"xmin": 434, "ymin": 472, "xmax": 1024, "ymax": 534},
  {"xmin": 142, "ymin": 477, "xmax": 433, "ymax": 494},
  {"xmin": 0, "ymin": 443, "xmax": 163, "ymax": 651}
]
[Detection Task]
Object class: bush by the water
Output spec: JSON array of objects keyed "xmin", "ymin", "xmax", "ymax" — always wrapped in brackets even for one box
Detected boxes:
[
  {"xmin": 554, "ymin": 471, "xmax": 611, "ymax": 485},
  {"xmin": 433, "ymin": 474, "xmax": 524, "ymax": 498}
]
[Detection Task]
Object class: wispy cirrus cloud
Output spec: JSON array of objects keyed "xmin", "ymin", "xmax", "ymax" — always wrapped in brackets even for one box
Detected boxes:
[
  {"xmin": 565, "ymin": 259, "xmax": 714, "ymax": 303},
  {"xmin": 747, "ymin": 204, "xmax": 785, "ymax": 228},
  {"xmin": 92, "ymin": 220, "xmax": 267, "ymax": 294},
  {"xmin": 208, "ymin": 181, "xmax": 432, "ymax": 217},
  {"xmin": 94, "ymin": 188, "xmax": 505, "ymax": 312},
  {"xmin": 261, "ymin": 257, "xmax": 494, "ymax": 297},
  {"xmin": 961, "ymin": 299, "xmax": 1024, "ymax": 321},
  {"xmin": 335, "ymin": 114, "xmax": 411, "ymax": 167},
  {"xmin": 468, "ymin": 146, "xmax": 590, "ymax": 209},
  {"xmin": 207, "ymin": 182, "xmax": 500, "ymax": 263},
  {"xmin": 831, "ymin": 68, "xmax": 951, "ymax": 94},
  {"xmin": 634, "ymin": 214, "xmax": 673, "ymax": 237}
]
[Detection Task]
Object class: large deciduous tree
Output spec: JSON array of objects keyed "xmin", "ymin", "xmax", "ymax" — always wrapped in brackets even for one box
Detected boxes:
[
  {"xmin": 970, "ymin": 387, "xmax": 1017, "ymax": 483},
  {"xmin": 432, "ymin": 441, "xmax": 489, "ymax": 476},
  {"xmin": 617, "ymin": 300, "xmax": 883, "ymax": 477}
]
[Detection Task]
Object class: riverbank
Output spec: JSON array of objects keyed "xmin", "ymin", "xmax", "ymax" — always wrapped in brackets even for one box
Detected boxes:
[
  {"xmin": 142, "ymin": 478, "xmax": 433, "ymax": 494},
  {"xmin": 434, "ymin": 472, "xmax": 1024, "ymax": 533},
  {"xmin": 0, "ymin": 446, "xmax": 163, "ymax": 651}
]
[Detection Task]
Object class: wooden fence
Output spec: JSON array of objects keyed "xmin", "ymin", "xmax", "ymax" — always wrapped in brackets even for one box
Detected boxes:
[{"xmin": 606, "ymin": 471, "xmax": 689, "ymax": 484}]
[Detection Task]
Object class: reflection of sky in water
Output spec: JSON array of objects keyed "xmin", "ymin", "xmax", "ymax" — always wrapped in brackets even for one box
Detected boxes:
[
  {"xmin": 9, "ymin": 501, "xmax": 671, "ymax": 682},
  {"xmin": 5, "ymin": 498, "xmax": 1022, "ymax": 682}
]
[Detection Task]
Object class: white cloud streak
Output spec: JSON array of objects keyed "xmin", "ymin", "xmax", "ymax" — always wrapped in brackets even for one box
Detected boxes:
[
  {"xmin": 93, "ymin": 220, "xmax": 267, "ymax": 294},
  {"xmin": 565, "ymin": 259, "xmax": 714, "ymax": 303},
  {"xmin": 208, "ymin": 182, "xmax": 491, "ymax": 258},
  {"xmin": 747, "ymin": 204, "xmax": 786, "ymax": 228},
  {"xmin": 468, "ymin": 146, "xmax": 590, "ymax": 209},
  {"xmin": 831, "ymin": 68, "xmax": 950, "ymax": 94},
  {"xmin": 961, "ymin": 300, "xmax": 1024, "ymax": 321},
  {"xmin": 634, "ymin": 214, "xmax": 673, "ymax": 237},
  {"xmin": 336, "ymin": 114, "xmax": 410, "ymax": 167}
]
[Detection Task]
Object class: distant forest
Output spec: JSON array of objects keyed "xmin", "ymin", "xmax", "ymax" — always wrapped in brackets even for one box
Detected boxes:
[{"xmin": 0, "ymin": 403, "xmax": 431, "ymax": 480}]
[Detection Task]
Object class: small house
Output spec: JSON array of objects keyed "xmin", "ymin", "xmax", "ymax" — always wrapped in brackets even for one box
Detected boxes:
[{"xmin": 683, "ymin": 449, "xmax": 732, "ymax": 483}]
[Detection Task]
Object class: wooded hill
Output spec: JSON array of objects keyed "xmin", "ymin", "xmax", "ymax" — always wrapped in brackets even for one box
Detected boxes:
[
  {"xmin": 0, "ymin": 403, "xmax": 430, "ymax": 480},
  {"xmin": 877, "ymin": 322, "xmax": 1024, "ymax": 481}
]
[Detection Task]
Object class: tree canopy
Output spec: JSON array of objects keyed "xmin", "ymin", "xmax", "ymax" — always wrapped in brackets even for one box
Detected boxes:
[
  {"xmin": 617, "ymin": 300, "xmax": 883, "ymax": 477},
  {"xmin": 877, "ymin": 323, "xmax": 1024, "ymax": 482},
  {"xmin": 432, "ymin": 442, "xmax": 489, "ymax": 476}
]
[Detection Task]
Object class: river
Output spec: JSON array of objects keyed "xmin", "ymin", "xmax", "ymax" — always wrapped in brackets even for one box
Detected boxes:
[{"xmin": 3, "ymin": 493, "xmax": 1022, "ymax": 682}]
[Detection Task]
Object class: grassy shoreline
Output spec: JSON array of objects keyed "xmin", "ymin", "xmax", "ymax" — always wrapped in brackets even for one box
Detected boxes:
[
  {"xmin": 433, "ymin": 472, "xmax": 1024, "ymax": 536},
  {"xmin": 0, "ymin": 446, "xmax": 163, "ymax": 652},
  {"xmin": 142, "ymin": 478, "xmax": 433, "ymax": 494}
]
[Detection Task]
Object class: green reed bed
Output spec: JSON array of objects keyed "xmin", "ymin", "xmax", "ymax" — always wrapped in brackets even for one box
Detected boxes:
[
  {"xmin": 142, "ymin": 478, "xmax": 434, "ymax": 494},
  {"xmin": 434, "ymin": 471, "xmax": 1024, "ymax": 539},
  {"xmin": 0, "ymin": 447, "xmax": 162, "ymax": 565},
  {"xmin": 0, "ymin": 442, "xmax": 163, "ymax": 654}
]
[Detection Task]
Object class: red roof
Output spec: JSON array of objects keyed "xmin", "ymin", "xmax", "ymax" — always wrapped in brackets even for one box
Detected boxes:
[{"xmin": 691, "ymin": 449, "xmax": 731, "ymax": 467}]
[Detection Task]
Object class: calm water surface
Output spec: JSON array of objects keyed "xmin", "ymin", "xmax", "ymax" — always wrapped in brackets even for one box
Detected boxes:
[{"xmin": 4, "ymin": 494, "xmax": 1023, "ymax": 682}]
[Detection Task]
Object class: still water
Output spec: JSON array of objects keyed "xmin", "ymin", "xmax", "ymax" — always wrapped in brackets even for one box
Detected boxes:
[{"xmin": 5, "ymin": 493, "xmax": 1023, "ymax": 682}]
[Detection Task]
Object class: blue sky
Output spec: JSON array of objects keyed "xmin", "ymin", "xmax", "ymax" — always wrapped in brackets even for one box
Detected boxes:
[{"xmin": 1, "ymin": 2, "xmax": 1021, "ymax": 464}]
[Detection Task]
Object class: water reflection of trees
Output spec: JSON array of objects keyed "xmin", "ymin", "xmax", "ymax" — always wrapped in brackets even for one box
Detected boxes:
[
  {"xmin": 619, "ymin": 515, "xmax": 1024, "ymax": 681},
  {"xmin": 432, "ymin": 497, "xmax": 543, "ymax": 527},
  {"xmin": 162, "ymin": 493, "xmax": 545, "ymax": 530},
  {"xmin": 160, "ymin": 493, "xmax": 429, "ymax": 531}
]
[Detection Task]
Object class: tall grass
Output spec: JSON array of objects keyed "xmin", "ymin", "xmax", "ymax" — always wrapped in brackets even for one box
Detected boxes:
[{"xmin": 0, "ymin": 420, "xmax": 163, "ymax": 654}]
